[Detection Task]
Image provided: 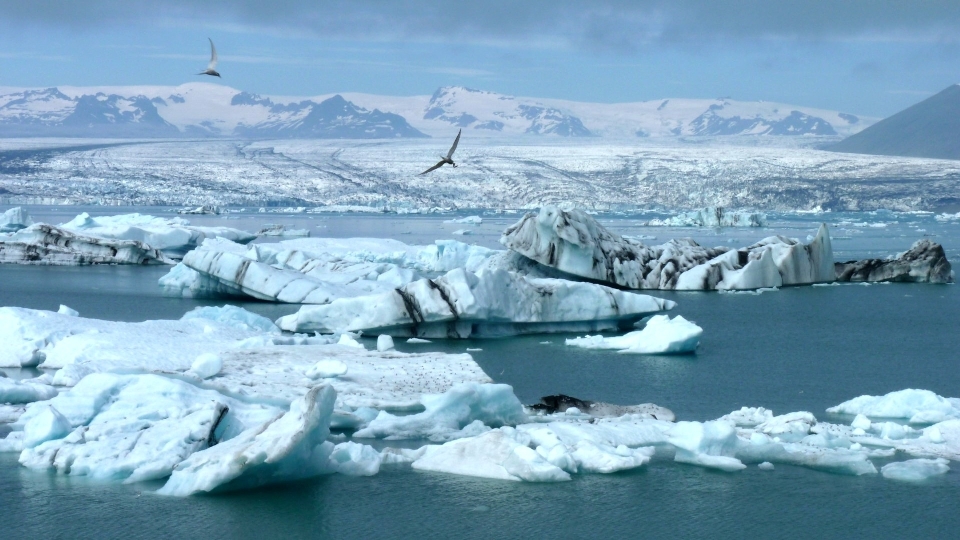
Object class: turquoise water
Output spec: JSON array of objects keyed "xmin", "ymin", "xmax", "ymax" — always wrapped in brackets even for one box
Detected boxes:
[{"xmin": 1, "ymin": 209, "xmax": 958, "ymax": 538}]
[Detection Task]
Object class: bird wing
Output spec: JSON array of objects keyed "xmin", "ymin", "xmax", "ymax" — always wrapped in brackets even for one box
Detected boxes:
[
  {"xmin": 446, "ymin": 129, "xmax": 461, "ymax": 159},
  {"xmin": 207, "ymin": 38, "xmax": 218, "ymax": 70},
  {"xmin": 419, "ymin": 160, "xmax": 446, "ymax": 175}
]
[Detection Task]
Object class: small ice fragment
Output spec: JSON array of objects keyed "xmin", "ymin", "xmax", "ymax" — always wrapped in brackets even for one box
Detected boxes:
[
  {"xmin": 23, "ymin": 405, "xmax": 71, "ymax": 448},
  {"xmin": 58, "ymin": 305, "xmax": 79, "ymax": 317},
  {"xmin": 337, "ymin": 334, "xmax": 364, "ymax": 349},
  {"xmin": 52, "ymin": 363, "xmax": 94, "ymax": 387},
  {"xmin": 466, "ymin": 348, "xmax": 482, "ymax": 352},
  {"xmin": 376, "ymin": 335, "xmax": 395, "ymax": 352},
  {"xmin": 189, "ymin": 353, "xmax": 222, "ymax": 379},
  {"xmin": 758, "ymin": 462, "xmax": 775, "ymax": 470},
  {"xmin": 306, "ymin": 360, "xmax": 348, "ymax": 379},
  {"xmin": 851, "ymin": 414, "xmax": 872, "ymax": 430},
  {"xmin": 565, "ymin": 407, "xmax": 581, "ymax": 416},
  {"xmin": 407, "ymin": 338, "xmax": 432, "ymax": 344}
]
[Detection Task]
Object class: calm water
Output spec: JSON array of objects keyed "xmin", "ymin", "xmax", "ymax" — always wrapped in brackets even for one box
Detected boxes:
[{"xmin": 1, "ymin": 207, "xmax": 959, "ymax": 539}]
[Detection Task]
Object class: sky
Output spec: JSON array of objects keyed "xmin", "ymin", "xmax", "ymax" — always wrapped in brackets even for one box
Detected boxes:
[{"xmin": 0, "ymin": 1, "xmax": 958, "ymax": 117}]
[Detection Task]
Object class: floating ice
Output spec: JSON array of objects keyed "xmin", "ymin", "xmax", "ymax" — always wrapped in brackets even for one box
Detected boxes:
[
  {"xmin": 827, "ymin": 389, "xmax": 960, "ymax": 424},
  {"xmin": 565, "ymin": 315, "xmax": 702, "ymax": 354},
  {"xmin": 158, "ymin": 386, "xmax": 336, "ymax": 496},
  {"xmin": 445, "ymin": 216, "xmax": 482, "ymax": 225},
  {"xmin": 21, "ymin": 405, "xmax": 71, "ymax": 448},
  {"xmin": 835, "ymin": 240, "xmax": 953, "ymax": 284},
  {"xmin": 256, "ymin": 224, "xmax": 310, "ymax": 237},
  {"xmin": 277, "ymin": 267, "xmax": 675, "ymax": 338},
  {"xmin": 407, "ymin": 338, "xmax": 432, "ymax": 344},
  {"xmin": 354, "ymin": 383, "xmax": 527, "ymax": 442},
  {"xmin": 328, "ymin": 441, "xmax": 382, "ymax": 476},
  {"xmin": 0, "ymin": 206, "xmax": 34, "ymax": 233},
  {"xmin": 377, "ymin": 335, "xmax": 395, "ymax": 351},
  {"xmin": 57, "ymin": 305, "xmax": 79, "ymax": 317},
  {"xmin": 0, "ymin": 224, "xmax": 172, "ymax": 265},
  {"xmin": 758, "ymin": 461, "xmax": 775, "ymax": 470},
  {"xmin": 501, "ymin": 205, "xmax": 833, "ymax": 290},
  {"xmin": 880, "ymin": 458, "xmax": 950, "ymax": 482},
  {"xmin": 527, "ymin": 394, "xmax": 675, "ymax": 421},
  {"xmin": 451, "ymin": 229, "xmax": 471, "ymax": 236},
  {"xmin": 59, "ymin": 212, "xmax": 255, "ymax": 259},
  {"xmin": 181, "ymin": 305, "xmax": 281, "ymax": 334},
  {"xmin": 667, "ymin": 420, "xmax": 746, "ymax": 471},
  {"xmin": 647, "ymin": 207, "xmax": 766, "ymax": 228},
  {"xmin": 306, "ymin": 360, "xmax": 348, "ymax": 379}
]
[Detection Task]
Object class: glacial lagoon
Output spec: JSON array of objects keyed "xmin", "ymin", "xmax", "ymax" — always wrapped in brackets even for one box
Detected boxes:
[{"xmin": 2, "ymin": 208, "xmax": 959, "ymax": 538}]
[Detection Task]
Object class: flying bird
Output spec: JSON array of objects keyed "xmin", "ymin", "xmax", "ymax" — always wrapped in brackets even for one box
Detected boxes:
[
  {"xmin": 198, "ymin": 38, "xmax": 220, "ymax": 78},
  {"xmin": 419, "ymin": 129, "xmax": 461, "ymax": 175}
]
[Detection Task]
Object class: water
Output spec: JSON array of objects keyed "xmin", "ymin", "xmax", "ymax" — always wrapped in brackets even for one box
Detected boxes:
[{"xmin": 1, "ymin": 207, "xmax": 959, "ymax": 538}]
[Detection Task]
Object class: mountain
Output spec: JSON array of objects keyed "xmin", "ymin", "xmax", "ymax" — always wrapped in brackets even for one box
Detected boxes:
[
  {"xmin": 232, "ymin": 93, "xmax": 427, "ymax": 138},
  {"xmin": 0, "ymin": 88, "xmax": 179, "ymax": 137},
  {"xmin": 829, "ymin": 84, "xmax": 960, "ymax": 160},
  {"xmin": 0, "ymin": 83, "xmax": 875, "ymax": 139}
]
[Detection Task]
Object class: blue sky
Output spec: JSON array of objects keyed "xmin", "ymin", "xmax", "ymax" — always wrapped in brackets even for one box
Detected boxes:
[{"xmin": 0, "ymin": 1, "xmax": 957, "ymax": 117}]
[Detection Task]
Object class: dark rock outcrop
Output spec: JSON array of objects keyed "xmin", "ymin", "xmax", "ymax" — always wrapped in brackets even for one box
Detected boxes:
[{"xmin": 835, "ymin": 239, "xmax": 953, "ymax": 283}]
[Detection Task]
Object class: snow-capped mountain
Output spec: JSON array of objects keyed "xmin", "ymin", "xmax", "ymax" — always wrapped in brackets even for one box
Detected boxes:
[{"xmin": 0, "ymin": 83, "xmax": 874, "ymax": 139}]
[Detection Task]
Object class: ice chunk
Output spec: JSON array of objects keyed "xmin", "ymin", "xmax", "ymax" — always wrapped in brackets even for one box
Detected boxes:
[
  {"xmin": 52, "ymin": 363, "xmax": 95, "ymax": 387},
  {"xmin": 667, "ymin": 421, "xmax": 746, "ymax": 471},
  {"xmin": 0, "ymin": 224, "xmax": 172, "ymax": 265},
  {"xmin": 0, "ymin": 206, "xmax": 33, "ymax": 233},
  {"xmin": 22, "ymin": 405, "xmax": 71, "ymax": 448},
  {"xmin": 158, "ymin": 386, "xmax": 336, "ymax": 496},
  {"xmin": 407, "ymin": 338, "xmax": 432, "ymax": 344},
  {"xmin": 59, "ymin": 212, "xmax": 255, "ymax": 259},
  {"xmin": 337, "ymin": 334, "xmax": 363, "ymax": 349},
  {"xmin": 0, "ymin": 431, "xmax": 24, "ymax": 452},
  {"xmin": 717, "ymin": 407, "xmax": 774, "ymax": 428},
  {"xmin": 277, "ymin": 267, "xmax": 675, "ymax": 338},
  {"xmin": 181, "ymin": 305, "xmax": 281, "ymax": 334},
  {"xmin": 827, "ymin": 389, "xmax": 960, "ymax": 423},
  {"xmin": 189, "ymin": 353, "xmax": 222, "ymax": 379},
  {"xmin": 501, "ymin": 205, "xmax": 833, "ymax": 290},
  {"xmin": 565, "ymin": 315, "xmax": 702, "ymax": 354},
  {"xmin": 527, "ymin": 394, "xmax": 675, "ymax": 421},
  {"xmin": 354, "ymin": 383, "xmax": 527, "ymax": 441},
  {"xmin": 881, "ymin": 458, "xmax": 950, "ymax": 482},
  {"xmin": 328, "ymin": 441, "xmax": 381, "ymax": 476},
  {"xmin": 851, "ymin": 414, "xmax": 872, "ymax": 430},
  {"xmin": 0, "ymin": 377, "xmax": 58, "ymax": 404},
  {"xmin": 57, "ymin": 305, "xmax": 79, "ymax": 317},
  {"xmin": 377, "ymin": 335, "xmax": 395, "ymax": 351},
  {"xmin": 758, "ymin": 461, "xmax": 775, "ymax": 470},
  {"xmin": 647, "ymin": 207, "xmax": 766, "ymax": 228},
  {"xmin": 306, "ymin": 360, "xmax": 348, "ymax": 379},
  {"xmin": 412, "ymin": 427, "xmax": 571, "ymax": 482},
  {"xmin": 835, "ymin": 240, "xmax": 953, "ymax": 284},
  {"xmin": 445, "ymin": 216, "xmax": 482, "ymax": 225}
]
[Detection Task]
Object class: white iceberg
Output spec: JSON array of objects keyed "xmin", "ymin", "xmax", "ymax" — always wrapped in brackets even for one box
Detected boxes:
[
  {"xmin": 256, "ymin": 224, "xmax": 310, "ymax": 237},
  {"xmin": 648, "ymin": 207, "xmax": 766, "ymax": 228},
  {"xmin": 501, "ymin": 205, "xmax": 833, "ymax": 290},
  {"xmin": 277, "ymin": 267, "xmax": 675, "ymax": 338},
  {"xmin": 0, "ymin": 377, "xmax": 58, "ymax": 404},
  {"xmin": 0, "ymin": 206, "xmax": 33, "ymax": 233},
  {"xmin": 59, "ymin": 212, "xmax": 255, "ymax": 259},
  {"xmin": 157, "ymin": 386, "xmax": 336, "ymax": 496},
  {"xmin": 827, "ymin": 389, "xmax": 960, "ymax": 424},
  {"xmin": 565, "ymin": 315, "xmax": 702, "ymax": 354},
  {"xmin": 445, "ymin": 216, "xmax": 483, "ymax": 225},
  {"xmin": 0, "ymin": 224, "xmax": 172, "ymax": 265},
  {"xmin": 880, "ymin": 458, "xmax": 950, "ymax": 482}
]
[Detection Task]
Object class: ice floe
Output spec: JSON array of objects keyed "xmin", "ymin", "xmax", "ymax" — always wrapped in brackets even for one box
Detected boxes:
[
  {"xmin": 0, "ymin": 206, "xmax": 33, "ymax": 233},
  {"xmin": 565, "ymin": 315, "xmax": 702, "ymax": 354},
  {"xmin": 444, "ymin": 215, "xmax": 483, "ymax": 225},
  {"xmin": 0, "ymin": 224, "xmax": 172, "ymax": 265},
  {"xmin": 501, "ymin": 205, "xmax": 833, "ymax": 290},
  {"xmin": 276, "ymin": 267, "xmax": 675, "ymax": 337},
  {"xmin": 835, "ymin": 240, "xmax": 954, "ymax": 284},
  {"xmin": 0, "ymin": 377, "xmax": 58, "ymax": 404},
  {"xmin": 647, "ymin": 207, "xmax": 766, "ymax": 228},
  {"xmin": 827, "ymin": 389, "xmax": 960, "ymax": 424},
  {"xmin": 880, "ymin": 458, "xmax": 950, "ymax": 481}
]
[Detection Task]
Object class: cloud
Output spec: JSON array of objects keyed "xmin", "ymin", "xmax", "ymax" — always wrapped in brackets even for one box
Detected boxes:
[{"xmin": 3, "ymin": 1, "xmax": 960, "ymax": 52}]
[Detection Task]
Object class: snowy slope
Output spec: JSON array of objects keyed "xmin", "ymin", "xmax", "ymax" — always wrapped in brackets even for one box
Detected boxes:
[{"xmin": 0, "ymin": 84, "xmax": 875, "ymax": 139}]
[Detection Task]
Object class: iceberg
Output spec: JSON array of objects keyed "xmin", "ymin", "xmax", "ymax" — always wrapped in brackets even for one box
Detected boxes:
[
  {"xmin": 157, "ymin": 386, "xmax": 336, "ymax": 496},
  {"xmin": 500, "ymin": 205, "xmax": 833, "ymax": 290},
  {"xmin": 826, "ymin": 389, "xmax": 960, "ymax": 424},
  {"xmin": 0, "ymin": 224, "xmax": 172, "ymax": 265},
  {"xmin": 444, "ymin": 215, "xmax": 483, "ymax": 224},
  {"xmin": 835, "ymin": 240, "xmax": 954, "ymax": 284},
  {"xmin": 647, "ymin": 207, "xmax": 766, "ymax": 228},
  {"xmin": 256, "ymin": 224, "xmax": 310, "ymax": 237},
  {"xmin": 59, "ymin": 212, "xmax": 256, "ymax": 259},
  {"xmin": 0, "ymin": 206, "xmax": 33, "ymax": 233},
  {"xmin": 353, "ymin": 383, "xmax": 528, "ymax": 442},
  {"xmin": 276, "ymin": 267, "xmax": 675, "ymax": 337},
  {"xmin": 880, "ymin": 458, "xmax": 950, "ymax": 482},
  {"xmin": 527, "ymin": 394, "xmax": 675, "ymax": 421},
  {"xmin": 565, "ymin": 315, "xmax": 702, "ymax": 354}
]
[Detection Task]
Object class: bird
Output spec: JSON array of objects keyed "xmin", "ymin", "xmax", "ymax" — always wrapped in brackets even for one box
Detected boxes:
[
  {"xmin": 198, "ymin": 38, "xmax": 221, "ymax": 78},
  {"xmin": 419, "ymin": 129, "xmax": 461, "ymax": 175}
]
